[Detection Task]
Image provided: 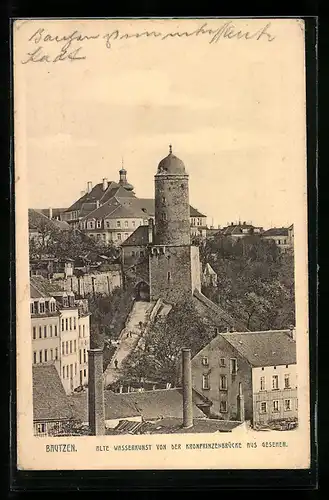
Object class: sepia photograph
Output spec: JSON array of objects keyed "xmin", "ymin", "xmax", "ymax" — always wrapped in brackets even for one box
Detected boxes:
[{"xmin": 14, "ymin": 17, "xmax": 310, "ymax": 470}]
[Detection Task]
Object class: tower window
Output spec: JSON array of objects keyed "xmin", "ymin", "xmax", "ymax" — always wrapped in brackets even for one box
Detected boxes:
[
  {"xmin": 162, "ymin": 197, "xmax": 166, "ymax": 203},
  {"xmin": 167, "ymin": 271, "xmax": 171, "ymax": 281},
  {"xmin": 162, "ymin": 213, "xmax": 167, "ymax": 221}
]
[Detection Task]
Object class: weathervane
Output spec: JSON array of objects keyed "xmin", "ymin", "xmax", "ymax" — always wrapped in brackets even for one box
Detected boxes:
[{"xmin": 169, "ymin": 144, "xmax": 172, "ymax": 154}]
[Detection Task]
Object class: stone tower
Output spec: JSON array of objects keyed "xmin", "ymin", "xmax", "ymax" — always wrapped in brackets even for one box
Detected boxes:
[
  {"xmin": 149, "ymin": 146, "xmax": 201, "ymax": 304},
  {"xmin": 154, "ymin": 144, "xmax": 191, "ymax": 246}
]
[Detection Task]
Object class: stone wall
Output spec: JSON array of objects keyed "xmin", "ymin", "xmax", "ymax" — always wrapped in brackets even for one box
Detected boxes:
[{"xmin": 56, "ymin": 270, "xmax": 122, "ymax": 297}]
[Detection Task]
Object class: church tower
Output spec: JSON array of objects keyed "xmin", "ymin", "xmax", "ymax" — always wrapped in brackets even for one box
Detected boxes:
[{"xmin": 149, "ymin": 146, "xmax": 201, "ymax": 304}]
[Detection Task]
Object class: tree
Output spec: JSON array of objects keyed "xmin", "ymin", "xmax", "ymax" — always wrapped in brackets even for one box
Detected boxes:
[{"xmin": 120, "ymin": 300, "xmax": 215, "ymax": 386}]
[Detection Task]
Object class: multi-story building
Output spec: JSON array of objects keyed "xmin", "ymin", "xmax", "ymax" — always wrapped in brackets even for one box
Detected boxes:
[
  {"xmin": 30, "ymin": 277, "xmax": 91, "ymax": 394},
  {"xmin": 191, "ymin": 329, "xmax": 297, "ymax": 426},
  {"xmin": 261, "ymin": 227, "xmax": 293, "ymax": 251},
  {"xmin": 221, "ymin": 221, "xmax": 263, "ymax": 238},
  {"xmin": 60, "ymin": 166, "xmax": 207, "ymax": 244}
]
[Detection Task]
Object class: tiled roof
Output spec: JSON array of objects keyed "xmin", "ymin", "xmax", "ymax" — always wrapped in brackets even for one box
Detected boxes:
[
  {"xmin": 69, "ymin": 389, "xmax": 140, "ymax": 422},
  {"xmin": 30, "ymin": 276, "xmax": 65, "ymax": 298},
  {"xmin": 28, "ymin": 209, "xmax": 70, "ymax": 231},
  {"xmin": 220, "ymin": 330, "xmax": 296, "ymax": 367},
  {"xmin": 121, "ymin": 226, "xmax": 149, "ymax": 247},
  {"xmin": 221, "ymin": 224, "xmax": 260, "ymax": 235},
  {"xmin": 66, "ymin": 182, "xmax": 135, "ymax": 213},
  {"xmin": 112, "ymin": 388, "xmax": 207, "ymax": 420},
  {"xmin": 262, "ymin": 227, "xmax": 289, "ymax": 237},
  {"xmin": 107, "ymin": 417, "xmax": 242, "ymax": 435},
  {"xmin": 33, "ymin": 363, "xmax": 74, "ymax": 421}
]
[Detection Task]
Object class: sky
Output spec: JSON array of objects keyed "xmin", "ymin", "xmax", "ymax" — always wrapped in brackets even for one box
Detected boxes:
[{"xmin": 15, "ymin": 18, "xmax": 307, "ymax": 229}]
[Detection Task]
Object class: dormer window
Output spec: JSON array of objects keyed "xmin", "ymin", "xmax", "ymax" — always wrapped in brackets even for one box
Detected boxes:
[
  {"xmin": 202, "ymin": 356, "xmax": 209, "ymax": 366},
  {"xmin": 30, "ymin": 302, "xmax": 35, "ymax": 314},
  {"xmin": 96, "ymin": 220, "xmax": 102, "ymax": 229},
  {"xmin": 62, "ymin": 296, "xmax": 68, "ymax": 307},
  {"xmin": 39, "ymin": 301, "xmax": 45, "ymax": 314},
  {"xmin": 116, "ymin": 220, "xmax": 121, "ymax": 228}
]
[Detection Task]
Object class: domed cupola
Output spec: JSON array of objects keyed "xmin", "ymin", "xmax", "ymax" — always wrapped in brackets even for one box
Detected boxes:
[
  {"xmin": 157, "ymin": 145, "xmax": 186, "ymax": 175},
  {"xmin": 119, "ymin": 160, "xmax": 134, "ymax": 191}
]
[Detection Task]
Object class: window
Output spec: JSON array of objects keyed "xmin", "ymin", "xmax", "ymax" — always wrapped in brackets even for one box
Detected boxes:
[
  {"xmin": 96, "ymin": 220, "xmax": 101, "ymax": 228},
  {"xmin": 83, "ymin": 325, "xmax": 85, "ymax": 337},
  {"xmin": 84, "ymin": 369, "xmax": 87, "ymax": 378},
  {"xmin": 162, "ymin": 212, "xmax": 167, "ymax": 221},
  {"xmin": 55, "ymin": 348, "xmax": 58, "ymax": 360},
  {"xmin": 219, "ymin": 357, "xmax": 226, "ymax": 367},
  {"xmin": 70, "ymin": 340, "xmax": 73, "ymax": 354},
  {"xmin": 284, "ymin": 374, "xmax": 290, "ymax": 389},
  {"xmin": 44, "ymin": 326, "xmax": 47, "ymax": 338},
  {"xmin": 33, "ymin": 352, "xmax": 37, "ymax": 364},
  {"xmin": 87, "ymin": 221, "xmax": 95, "ymax": 229},
  {"xmin": 30, "ymin": 303, "xmax": 34, "ymax": 314},
  {"xmin": 220, "ymin": 401, "xmax": 228, "ymax": 413},
  {"xmin": 69, "ymin": 318, "xmax": 72, "ymax": 330},
  {"xmin": 260, "ymin": 402, "xmax": 267, "ymax": 413},
  {"xmin": 63, "ymin": 366, "xmax": 65, "ymax": 378},
  {"xmin": 44, "ymin": 349, "xmax": 48, "ymax": 362},
  {"xmin": 66, "ymin": 365, "xmax": 69, "ymax": 378},
  {"xmin": 73, "ymin": 317, "xmax": 76, "ymax": 330},
  {"xmin": 75, "ymin": 363, "xmax": 77, "ymax": 375},
  {"xmin": 117, "ymin": 233, "xmax": 121, "ymax": 241},
  {"xmin": 36, "ymin": 423, "xmax": 46, "ymax": 434},
  {"xmin": 70, "ymin": 364, "xmax": 73, "ymax": 379},
  {"xmin": 62, "ymin": 342, "xmax": 65, "ymax": 355},
  {"xmin": 33, "ymin": 327, "xmax": 36, "ymax": 340},
  {"xmin": 202, "ymin": 356, "xmax": 209, "ymax": 366},
  {"xmin": 96, "ymin": 233, "xmax": 101, "ymax": 240},
  {"xmin": 39, "ymin": 326, "xmax": 42, "ymax": 339},
  {"xmin": 39, "ymin": 351, "xmax": 42, "ymax": 363},
  {"xmin": 124, "ymin": 220, "xmax": 128, "ymax": 227},
  {"xmin": 79, "ymin": 349, "xmax": 82, "ymax": 364},
  {"xmin": 116, "ymin": 220, "xmax": 121, "ymax": 228},
  {"xmin": 61, "ymin": 319, "xmax": 65, "ymax": 331},
  {"xmin": 296, "ymin": 399, "xmax": 298, "ymax": 411},
  {"xmin": 79, "ymin": 325, "xmax": 81, "ymax": 337},
  {"xmin": 273, "ymin": 400, "xmax": 280, "ymax": 412},
  {"xmin": 49, "ymin": 325, "xmax": 52, "ymax": 337},
  {"xmin": 131, "ymin": 251, "xmax": 135, "ymax": 257},
  {"xmin": 284, "ymin": 399, "xmax": 291, "ymax": 411},
  {"xmin": 202, "ymin": 374, "xmax": 210, "ymax": 390},
  {"xmin": 65, "ymin": 318, "xmax": 68, "ymax": 330},
  {"xmin": 220, "ymin": 375, "xmax": 228, "ymax": 390},
  {"xmin": 39, "ymin": 302, "xmax": 45, "ymax": 313},
  {"xmin": 65, "ymin": 341, "xmax": 68, "ymax": 355},
  {"xmin": 167, "ymin": 271, "xmax": 171, "ymax": 282},
  {"xmin": 260, "ymin": 376, "xmax": 266, "ymax": 391},
  {"xmin": 272, "ymin": 375, "xmax": 279, "ymax": 390},
  {"xmin": 74, "ymin": 340, "xmax": 77, "ymax": 352},
  {"xmin": 83, "ymin": 349, "xmax": 86, "ymax": 363},
  {"xmin": 132, "ymin": 221, "xmax": 135, "ymax": 227},
  {"xmin": 230, "ymin": 358, "xmax": 237, "ymax": 375}
]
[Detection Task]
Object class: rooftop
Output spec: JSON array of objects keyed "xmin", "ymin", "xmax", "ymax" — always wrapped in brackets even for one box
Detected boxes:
[
  {"xmin": 262, "ymin": 227, "xmax": 289, "ymax": 237},
  {"xmin": 220, "ymin": 330, "xmax": 296, "ymax": 367},
  {"xmin": 28, "ymin": 208, "xmax": 70, "ymax": 232},
  {"xmin": 33, "ymin": 363, "xmax": 74, "ymax": 421},
  {"xmin": 30, "ymin": 276, "xmax": 65, "ymax": 298},
  {"xmin": 121, "ymin": 226, "xmax": 149, "ymax": 247},
  {"xmin": 106, "ymin": 418, "xmax": 242, "ymax": 435}
]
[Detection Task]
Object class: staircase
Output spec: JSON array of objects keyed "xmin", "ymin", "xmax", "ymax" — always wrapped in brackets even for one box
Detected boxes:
[{"xmin": 103, "ymin": 300, "xmax": 155, "ymax": 387}]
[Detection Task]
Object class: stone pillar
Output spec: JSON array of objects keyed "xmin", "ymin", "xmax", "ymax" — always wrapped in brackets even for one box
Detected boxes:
[
  {"xmin": 182, "ymin": 348, "xmax": 193, "ymax": 428},
  {"xmin": 88, "ymin": 349, "xmax": 105, "ymax": 436},
  {"xmin": 237, "ymin": 382, "xmax": 245, "ymax": 422}
]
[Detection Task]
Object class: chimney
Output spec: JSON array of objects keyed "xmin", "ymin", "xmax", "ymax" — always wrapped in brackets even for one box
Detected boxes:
[
  {"xmin": 148, "ymin": 218, "xmax": 154, "ymax": 243},
  {"xmin": 80, "ymin": 190, "xmax": 85, "ymax": 197},
  {"xmin": 102, "ymin": 178, "xmax": 108, "ymax": 191},
  {"xmin": 289, "ymin": 325, "xmax": 296, "ymax": 341},
  {"xmin": 88, "ymin": 348, "xmax": 105, "ymax": 436},
  {"xmin": 87, "ymin": 181, "xmax": 92, "ymax": 194},
  {"xmin": 182, "ymin": 348, "xmax": 193, "ymax": 429},
  {"xmin": 49, "ymin": 207, "xmax": 53, "ymax": 219},
  {"xmin": 237, "ymin": 383, "xmax": 245, "ymax": 422}
]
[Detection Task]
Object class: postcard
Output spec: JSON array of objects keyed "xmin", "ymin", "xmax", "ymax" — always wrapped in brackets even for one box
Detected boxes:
[{"xmin": 14, "ymin": 17, "xmax": 310, "ymax": 470}]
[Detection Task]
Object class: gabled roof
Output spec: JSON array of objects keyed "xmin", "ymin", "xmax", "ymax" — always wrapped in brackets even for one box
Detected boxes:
[
  {"xmin": 219, "ymin": 330, "xmax": 296, "ymax": 367},
  {"xmin": 221, "ymin": 224, "xmax": 262, "ymax": 235},
  {"xmin": 121, "ymin": 226, "xmax": 149, "ymax": 247},
  {"xmin": 33, "ymin": 363, "xmax": 74, "ymax": 421},
  {"xmin": 28, "ymin": 209, "xmax": 70, "ymax": 231},
  {"xmin": 66, "ymin": 182, "xmax": 135, "ymax": 214},
  {"xmin": 262, "ymin": 227, "xmax": 289, "ymax": 237},
  {"xmin": 30, "ymin": 276, "xmax": 65, "ymax": 298},
  {"xmin": 68, "ymin": 389, "xmax": 140, "ymax": 422},
  {"xmin": 112, "ymin": 388, "xmax": 207, "ymax": 420}
]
